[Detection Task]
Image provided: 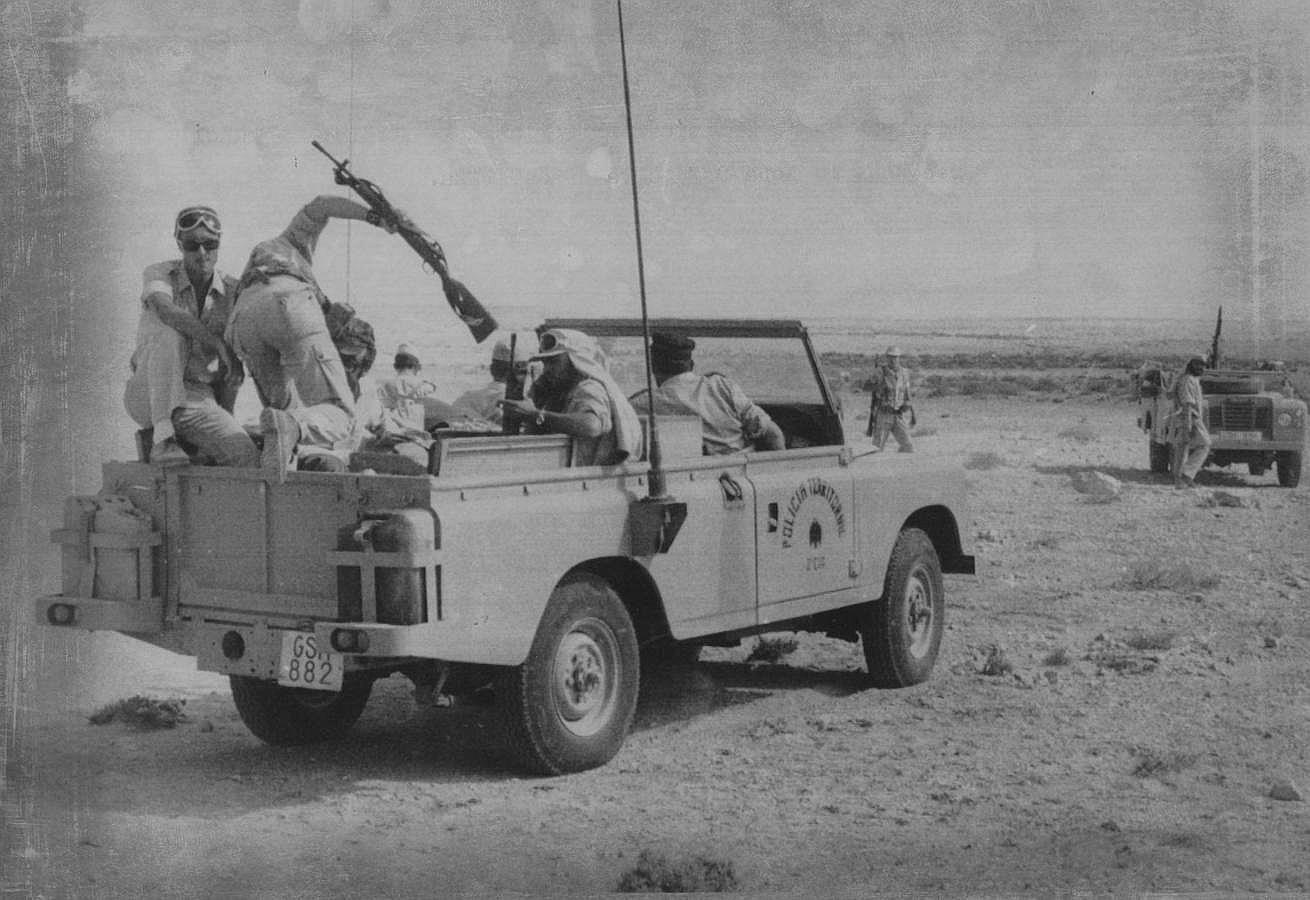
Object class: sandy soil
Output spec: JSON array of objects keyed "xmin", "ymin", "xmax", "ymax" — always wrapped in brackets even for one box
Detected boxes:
[{"xmin": 8, "ymin": 395, "xmax": 1310, "ymax": 897}]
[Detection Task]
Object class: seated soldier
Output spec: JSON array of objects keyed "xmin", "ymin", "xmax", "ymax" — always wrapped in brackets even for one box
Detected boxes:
[
  {"xmin": 498, "ymin": 328, "xmax": 642, "ymax": 466},
  {"xmin": 360, "ymin": 345, "xmax": 439, "ymax": 467},
  {"xmin": 122, "ymin": 205, "xmax": 258, "ymax": 467},
  {"xmin": 632, "ymin": 332, "xmax": 785, "ymax": 454},
  {"xmin": 452, "ymin": 330, "xmax": 538, "ymax": 427}
]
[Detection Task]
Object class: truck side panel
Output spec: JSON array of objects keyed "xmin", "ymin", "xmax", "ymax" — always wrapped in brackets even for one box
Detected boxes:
[{"xmin": 641, "ymin": 457, "xmax": 758, "ymax": 639}]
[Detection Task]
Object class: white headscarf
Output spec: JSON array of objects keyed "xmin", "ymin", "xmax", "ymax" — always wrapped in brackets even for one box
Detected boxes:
[{"xmin": 534, "ymin": 328, "xmax": 643, "ymax": 463}]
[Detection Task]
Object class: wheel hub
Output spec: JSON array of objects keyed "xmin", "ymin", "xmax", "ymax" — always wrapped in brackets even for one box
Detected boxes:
[
  {"xmin": 552, "ymin": 621, "xmax": 617, "ymax": 735},
  {"xmin": 905, "ymin": 570, "xmax": 934, "ymax": 658}
]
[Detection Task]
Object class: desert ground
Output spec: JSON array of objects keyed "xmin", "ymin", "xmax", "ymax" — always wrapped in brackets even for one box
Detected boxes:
[{"xmin": 6, "ymin": 374, "xmax": 1309, "ymax": 897}]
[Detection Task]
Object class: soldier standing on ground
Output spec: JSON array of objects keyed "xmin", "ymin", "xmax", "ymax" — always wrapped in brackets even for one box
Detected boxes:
[
  {"xmin": 1170, "ymin": 356, "xmax": 1211, "ymax": 488},
  {"xmin": 866, "ymin": 345, "xmax": 915, "ymax": 453},
  {"xmin": 123, "ymin": 206, "xmax": 258, "ymax": 467}
]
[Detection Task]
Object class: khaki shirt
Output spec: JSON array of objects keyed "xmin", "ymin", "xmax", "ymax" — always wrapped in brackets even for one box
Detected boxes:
[
  {"xmin": 138, "ymin": 260, "xmax": 237, "ymax": 387},
  {"xmin": 639, "ymin": 371, "xmax": 775, "ymax": 455},
  {"xmin": 533, "ymin": 377, "xmax": 619, "ymax": 467},
  {"xmin": 872, "ymin": 364, "xmax": 911, "ymax": 410},
  {"xmin": 238, "ymin": 196, "xmax": 337, "ymax": 293}
]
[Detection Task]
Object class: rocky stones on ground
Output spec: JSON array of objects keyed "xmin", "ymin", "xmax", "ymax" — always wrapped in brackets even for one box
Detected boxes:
[
  {"xmin": 1269, "ymin": 780, "xmax": 1304, "ymax": 802},
  {"xmin": 1203, "ymin": 490, "xmax": 1256, "ymax": 509},
  {"xmin": 1069, "ymin": 470, "xmax": 1123, "ymax": 499}
]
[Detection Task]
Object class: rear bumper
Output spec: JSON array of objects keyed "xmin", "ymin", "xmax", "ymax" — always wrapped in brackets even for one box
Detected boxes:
[
  {"xmin": 33, "ymin": 593, "xmax": 164, "ymax": 633},
  {"xmin": 312, "ymin": 620, "xmax": 524, "ymax": 667}
]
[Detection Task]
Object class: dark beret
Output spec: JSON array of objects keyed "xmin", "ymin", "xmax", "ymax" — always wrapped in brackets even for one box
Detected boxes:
[
  {"xmin": 652, "ymin": 332, "xmax": 695, "ymax": 352},
  {"xmin": 650, "ymin": 332, "xmax": 695, "ymax": 368}
]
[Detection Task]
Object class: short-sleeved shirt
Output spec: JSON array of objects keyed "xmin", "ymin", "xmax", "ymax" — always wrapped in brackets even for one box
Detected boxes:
[
  {"xmin": 642, "ymin": 371, "xmax": 775, "ymax": 455},
  {"xmin": 537, "ymin": 377, "xmax": 618, "ymax": 467},
  {"xmin": 872, "ymin": 365, "xmax": 911, "ymax": 410},
  {"xmin": 377, "ymin": 372, "xmax": 437, "ymax": 438},
  {"xmin": 238, "ymin": 197, "xmax": 335, "ymax": 295},
  {"xmin": 140, "ymin": 260, "xmax": 238, "ymax": 387}
]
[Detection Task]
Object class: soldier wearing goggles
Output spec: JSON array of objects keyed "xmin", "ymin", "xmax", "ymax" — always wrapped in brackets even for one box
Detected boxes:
[{"xmin": 122, "ymin": 206, "xmax": 258, "ymax": 467}]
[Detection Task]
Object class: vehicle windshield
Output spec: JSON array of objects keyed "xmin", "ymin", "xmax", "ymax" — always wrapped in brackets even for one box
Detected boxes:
[
  {"xmin": 1202, "ymin": 371, "xmax": 1297, "ymax": 397},
  {"xmin": 592, "ymin": 334, "xmax": 825, "ymax": 404}
]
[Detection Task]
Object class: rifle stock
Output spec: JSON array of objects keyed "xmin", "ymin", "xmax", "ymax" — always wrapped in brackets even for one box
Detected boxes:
[{"xmin": 311, "ymin": 141, "xmax": 498, "ymax": 343}]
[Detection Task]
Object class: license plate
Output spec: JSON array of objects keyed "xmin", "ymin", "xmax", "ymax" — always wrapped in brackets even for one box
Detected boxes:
[
  {"xmin": 278, "ymin": 631, "xmax": 342, "ymax": 692},
  {"xmin": 1216, "ymin": 431, "xmax": 1262, "ymax": 442}
]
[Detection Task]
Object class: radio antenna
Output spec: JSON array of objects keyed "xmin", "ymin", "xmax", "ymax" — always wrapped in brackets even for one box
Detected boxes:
[
  {"xmin": 616, "ymin": 0, "xmax": 686, "ymax": 555},
  {"xmin": 617, "ymin": 0, "xmax": 667, "ymax": 500}
]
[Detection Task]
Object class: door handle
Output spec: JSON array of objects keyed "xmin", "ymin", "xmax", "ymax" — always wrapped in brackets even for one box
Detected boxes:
[
  {"xmin": 767, "ymin": 500, "xmax": 778, "ymax": 533},
  {"xmin": 718, "ymin": 472, "xmax": 744, "ymax": 504}
]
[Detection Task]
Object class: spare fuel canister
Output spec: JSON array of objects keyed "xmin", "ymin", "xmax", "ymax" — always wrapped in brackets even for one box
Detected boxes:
[
  {"xmin": 90, "ymin": 495, "xmax": 156, "ymax": 601},
  {"xmin": 335, "ymin": 510, "xmax": 436, "ymax": 625},
  {"xmin": 372, "ymin": 510, "xmax": 435, "ymax": 626}
]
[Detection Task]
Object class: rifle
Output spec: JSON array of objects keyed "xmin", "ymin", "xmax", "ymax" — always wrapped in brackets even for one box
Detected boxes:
[
  {"xmin": 1207, "ymin": 305, "xmax": 1223, "ymax": 370},
  {"xmin": 501, "ymin": 332, "xmax": 526, "ymax": 434},
  {"xmin": 311, "ymin": 141, "xmax": 498, "ymax": 343}
]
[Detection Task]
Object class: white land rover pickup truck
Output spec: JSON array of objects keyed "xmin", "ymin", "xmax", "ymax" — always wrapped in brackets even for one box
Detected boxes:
[{"xmin": 34, "ymin": 317, "xmax": 975, "ymax": 774}]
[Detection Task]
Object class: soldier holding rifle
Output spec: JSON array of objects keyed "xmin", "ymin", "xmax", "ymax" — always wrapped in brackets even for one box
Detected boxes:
[
  {"xmin": 227, "ymin": 194, "xmax": 403, "ymax": 471},
  {"xmin": 866, "ymin": 346, "xmax": 915, "ymax": 453}
]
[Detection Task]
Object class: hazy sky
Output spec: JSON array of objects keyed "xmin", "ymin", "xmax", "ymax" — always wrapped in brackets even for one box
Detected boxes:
[{"xmin": 51, "ymin": 0, "xmax": 1310, "ymax": 339}]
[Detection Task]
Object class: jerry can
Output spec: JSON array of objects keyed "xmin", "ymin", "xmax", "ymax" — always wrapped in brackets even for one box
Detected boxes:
[
  {"xmin": 91, "ymin": 495, "xmax": 156, "ymax": 601},
  {"xmin": 58, "ymin": 494, "xmax": 157, "ymax": 601},
  {"xmin": 335, "ymin": 509, "xmax": 437, "ymax": 625}
]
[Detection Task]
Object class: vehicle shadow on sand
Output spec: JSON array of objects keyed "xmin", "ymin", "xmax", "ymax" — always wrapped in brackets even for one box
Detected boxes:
[
  {"xmin": 632, "ymin": 658, "xmax": 867, "ymax": 731},
  {"xmin": 44, "ymin": 662, "xmax": 871, "ymax": 817}
]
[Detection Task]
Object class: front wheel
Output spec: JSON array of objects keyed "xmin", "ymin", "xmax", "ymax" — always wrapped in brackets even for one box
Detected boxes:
[
  {"xmin": 1277, "ymin": 451, "xmax": 1302, "ymax": 487},
  {"xmin": 860, "ymin": 528, "xmax": 944, "ymax": 688},
  {"xmin": 229, "ymin": 675, "xmax": 373, "ymax": 746},
  {"xmin": 497, "ymin": 574, "xmax": 639, "ymax": 775},
  {"xmin": 1148, "ymin": 441, "xmax": 1170, "ymax": 474}
]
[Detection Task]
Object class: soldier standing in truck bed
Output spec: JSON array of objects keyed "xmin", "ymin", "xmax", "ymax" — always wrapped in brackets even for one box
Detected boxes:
[
  {"xmin": 226, "ymin": 194, "xmax": 402, "ymax": 471},
  {"xmin": 1170, "ymin": 356, "xmax": 1211, "ymax": 488}
]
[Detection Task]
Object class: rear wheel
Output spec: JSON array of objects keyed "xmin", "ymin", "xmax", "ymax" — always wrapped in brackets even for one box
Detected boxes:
[
  {"xmin": 1277, "ymin": 451, "xmax": 1302, "ymax": 487},
  {"xmin": 229, "ymin": 675, "xmax": 373, "ymax": 745},
  {"xmin": 497, "ymin": 574, "xmax": 639, "ymax": 775},
  {"xmin": 860, "ymin": 528, "xmax": 944, "ymax": 687},
  {"xmin": 1148, "ymin": 441, "xmax": 1170, "ymax": 474}
]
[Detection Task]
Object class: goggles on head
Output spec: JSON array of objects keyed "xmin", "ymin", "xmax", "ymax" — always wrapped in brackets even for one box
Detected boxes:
[{"xmin": 174, "ymin": 206, "xmax": 222, "ymax": 241}]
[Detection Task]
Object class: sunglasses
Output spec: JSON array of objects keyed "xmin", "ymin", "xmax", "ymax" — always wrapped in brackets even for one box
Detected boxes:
[
  {"xmin": 174, "ymin": 207, "xmax": 222, "ymax": 238},
  {"xmin": 181, "ymin": 239, "xmax": 220, "ymax": 253}
]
